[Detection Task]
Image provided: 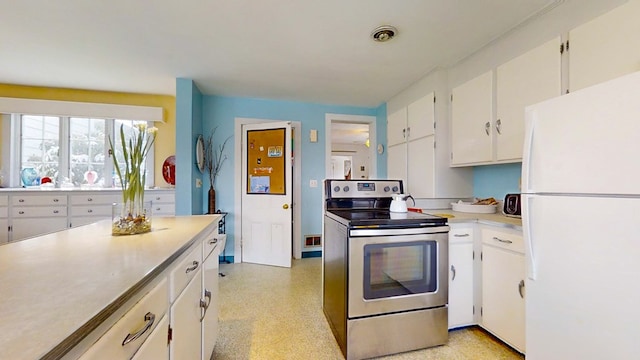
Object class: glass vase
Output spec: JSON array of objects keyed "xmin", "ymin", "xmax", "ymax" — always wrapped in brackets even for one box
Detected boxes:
[{"xmin": 112, "ymin": 200, "xmax": 152, "ymax": 236}]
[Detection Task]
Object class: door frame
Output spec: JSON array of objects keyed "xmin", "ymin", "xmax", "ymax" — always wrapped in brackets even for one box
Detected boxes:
[
  {"xmin": 234, "ymin": 117, "xmax": 302, "ymax": 262},
  {"xmin": 324, "ymin": 114, "xmax": 377, "ymax": 180}
]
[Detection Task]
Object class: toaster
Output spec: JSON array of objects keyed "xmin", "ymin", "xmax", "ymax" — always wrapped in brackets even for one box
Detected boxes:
[{"xmin": 503, "ymin": 193, "xmax": 522, "ymax": 218}]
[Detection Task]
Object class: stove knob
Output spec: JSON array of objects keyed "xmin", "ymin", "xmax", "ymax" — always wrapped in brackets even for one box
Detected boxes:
[
  {"xmin": 392, "ymin": 186, "xmax": 399, "ymax": 192},
  {"xmin": 384, "ymin": 186, "xmax": 390, "ymax": 192},
  {"xmin": 333, "ymin": 186, "xmax": 340, "ymax": 192},
  {"xmin": 343, "ymin": 186, "xmax": 350, "ymax": 192}
]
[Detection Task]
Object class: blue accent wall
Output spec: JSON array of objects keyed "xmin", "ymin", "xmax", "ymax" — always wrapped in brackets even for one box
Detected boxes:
[
  {"xmin": 375, "ymin": 103, "xmax": 388, "ymax": 178},
  {"xmin": 175, "ymin": 78, "xmax": 204, "ymax": 215},
  {"xmin": 200, "ymin": 95, "xmax": 379, "ymax": 258},
  {"xmin": 473, "ymin": 163, "xmax": 522, "ymax": 200}
]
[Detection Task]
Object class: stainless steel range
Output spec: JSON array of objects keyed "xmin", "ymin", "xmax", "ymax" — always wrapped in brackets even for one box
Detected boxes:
[{"xmin": 322, "ymin": 179, "xmax": 449, "ymax": 360}]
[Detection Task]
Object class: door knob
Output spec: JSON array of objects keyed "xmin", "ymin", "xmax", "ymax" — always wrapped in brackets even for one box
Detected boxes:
[{"xmin": 283, "ymin": 204, "xmax": 289, "ymax": 209}]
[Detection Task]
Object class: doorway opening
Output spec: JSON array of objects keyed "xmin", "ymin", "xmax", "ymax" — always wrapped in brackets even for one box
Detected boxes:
[{"xmin": 324, "ymin": 114, "xmax": 377, "ymax": 181}]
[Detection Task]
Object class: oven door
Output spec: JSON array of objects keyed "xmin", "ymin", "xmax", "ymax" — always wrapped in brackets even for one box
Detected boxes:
[{"xmin": 348, "ymin": 227, "xmax": 448, "ymax": 318}]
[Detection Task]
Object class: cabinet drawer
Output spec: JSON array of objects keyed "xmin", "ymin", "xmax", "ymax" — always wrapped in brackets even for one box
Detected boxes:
[
  {"xmin": 71, "ymin": 205, "xmax": 112, "ymax": 217},
  {"xmin": 12, "ymin": 206, "xmax": 67, "ymax": 218},
  {"xmin": 202, "ymin": 230, "xmax": 221, "ymax": 260},
  {"xmin": 449, "ymin": 225, "xmax": 474, "ymax": 244},
  {"xmin": 482, "ymin": 227, "xmax": 524, "ymax": 253},
  {"xmin": 0, "ymin": 196, "xmax": 7, "ymax": 206},
  {"xmin": 151, "ymin": 203, "xmax": 175, "ymax": 216},
  {"xmin": 0, "ymin": 207, "xmax": 7, "ymax": 218},
  {"xmin": 169, "ymin": 245, "xmax": 202, "ymax": 303},
  {"xmin": 71, "ymin": 194, "xmax": 119, "ymax": 205},
  {"xmin": 78, "ymin": 278, "xmax": 168, "ymax": 360},
  {"xmin": 145, "ymin": 193, "xmax": 175, "ymax": 204},
  {"xmin": 12, "ymin": 195, "xmax": 67, "ymax": 206}
]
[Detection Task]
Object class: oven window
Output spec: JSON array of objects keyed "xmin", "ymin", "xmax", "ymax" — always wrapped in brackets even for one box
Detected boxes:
[{"xmin": 363, "ymin": 241, "xmax": 437, "ymax": 299}]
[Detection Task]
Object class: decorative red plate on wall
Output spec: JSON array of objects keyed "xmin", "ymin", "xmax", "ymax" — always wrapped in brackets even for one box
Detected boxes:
[{"xmin": 163, "ymin": 155, "xmax": 176, "ymax": 185}]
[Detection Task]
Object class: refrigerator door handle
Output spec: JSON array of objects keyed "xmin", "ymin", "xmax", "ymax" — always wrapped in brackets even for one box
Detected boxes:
[
  {"xmin": 522, "ymin": 109, "xmax": 536, "ymax": 192},
  {"xmin": 523, "ymin": 195, "xmax": 537, "ymax": 280}
]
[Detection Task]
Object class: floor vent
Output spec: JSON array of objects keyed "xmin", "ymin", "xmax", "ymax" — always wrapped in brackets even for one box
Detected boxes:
[{"xmin": 304, "ymin": 234, "xmax": 321, "ymax": 247}]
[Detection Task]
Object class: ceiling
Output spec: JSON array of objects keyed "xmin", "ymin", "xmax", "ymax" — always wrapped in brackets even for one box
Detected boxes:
[
  {"xmin": 0, "ymin": 0, "xmax": 561, "ymax": 107},
  {"xmin": 332, "ymin": 122, "xmax": 370, "ymax": 145}
]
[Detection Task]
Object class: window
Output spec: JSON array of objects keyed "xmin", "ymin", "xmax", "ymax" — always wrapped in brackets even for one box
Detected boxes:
[{"xmin": 15, "ymin": 114, "xmax": 154, "ymax": 188}]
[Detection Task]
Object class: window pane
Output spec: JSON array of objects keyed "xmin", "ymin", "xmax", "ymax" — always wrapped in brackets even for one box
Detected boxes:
[
  {"xmin": 70, "ymin": 118, "xmax": 107, "ymax": 186},
  {"xmin": 21, "ymin": 115, "xmax": 60, "ymax": 180}
]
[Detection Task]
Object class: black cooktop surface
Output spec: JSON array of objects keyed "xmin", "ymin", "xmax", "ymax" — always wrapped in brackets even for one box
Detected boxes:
[{"xmin": 327, "ymin": 209, "xmax": 447, "ymax": 227}]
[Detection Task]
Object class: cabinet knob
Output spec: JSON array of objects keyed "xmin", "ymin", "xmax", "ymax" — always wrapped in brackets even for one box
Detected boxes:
[
  {"xmin": 87, "ymin": 209, "xmax": 93, "ymax": 213},
  {"xmin": 18, "ymin": 199, "xmax": 25, "ymax": 203},
  {"xmin": 87, "ymin": 198, "xmax": 93, "ymax": 202},
  {"xmin": 18, "ymin": 211, "xmax": 24, "ymax": 215},
  {"xmin": 53, "ymin": 199, "xmax": 59, "ymax": 203},
  {"xmin": 53, "ymin": 210, "xmax": 59, "ymax": 214}
]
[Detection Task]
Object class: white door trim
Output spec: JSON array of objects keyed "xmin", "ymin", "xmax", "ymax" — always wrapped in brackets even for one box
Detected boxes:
[
  {"xmin": 234, "ymin": 117, "xmax": 302, "ymax": 262},
  {"xmin": 324, "ymin": 113, "xmax": 377, "ymax": 180}
]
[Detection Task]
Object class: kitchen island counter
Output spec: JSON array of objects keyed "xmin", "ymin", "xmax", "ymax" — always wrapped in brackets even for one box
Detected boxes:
[{"xmin": 0, "ymin": 215, "xmax": 220, "ymax": 359}]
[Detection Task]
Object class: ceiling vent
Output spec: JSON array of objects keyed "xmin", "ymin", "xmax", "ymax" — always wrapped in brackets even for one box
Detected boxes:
[{"xmin": 371, "ymin": 25, "xmax": 397, "ymax": 42}]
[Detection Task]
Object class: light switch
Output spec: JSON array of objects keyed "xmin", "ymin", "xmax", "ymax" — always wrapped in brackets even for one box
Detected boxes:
[
  {"xmin": 309, "ymin": 129, "xmax": 318, "ymax": 143},
  {"xmin": 196, "ymin": 178, "xmax": 202, "ymax": 188},
  {"xmin": 310, "ymin": 179, "xmax": 318, "ymax": 188}
]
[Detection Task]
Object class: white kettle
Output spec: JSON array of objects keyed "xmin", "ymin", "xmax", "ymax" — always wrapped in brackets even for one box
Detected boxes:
[{"xmin": 390, "ymin": 194, "xmax": 415, "ymax": 213}]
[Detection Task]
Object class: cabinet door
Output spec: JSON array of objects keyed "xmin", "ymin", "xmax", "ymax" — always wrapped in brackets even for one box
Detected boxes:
[
  {"xmin": 11, "ymin": 218, "xmax": 68, "ymax": 241},
  {"xmin": 496, "ymin": 37, "xmax": 561, "ymax": 162},
  {"xmin": 202, "ymin": 252, "xmax": 220, "ymax": 359},
  {"xmin": 482, "ymin": 245, "xmax": 526, "ymax": 352},
  {"xmin": 569, "ymin": 1, "xmax": 640, "ymax": 92},
  {"xmin": 170, "ymin": 268, "xmax": 202, "ymax": 360},
  {"xmin": 386, "ymin": 143, "xmax": 406, "ymax": 183},
  {"xmin": 407, "ymin": 136, "xmax": 434, "ymax": 198},
  {"xmin": 407, "ymin": 92, "xmax": 434, "ymax": 139},
  {"xmin": 387, "ymin": 107, "xmax": 407, "ymax": 147},
  {"xmin": 448, "ymin": 242, "xmax": 474, "ymax": 329},
  {"xmin": 451, "ymin": 71, "xmax": 493, "ymax": 165},
  {"xmin": 0, "ymin": 219, "xmax": 8, "ymax": 244},
  {"xmin": 131, "ymin": 315, "xmax": 169, "ymax": 360}
]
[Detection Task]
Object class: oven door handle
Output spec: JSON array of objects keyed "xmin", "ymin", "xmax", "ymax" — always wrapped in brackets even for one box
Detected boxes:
[{"xmin": 450, "ymin": 265, "xmax": 456, "ymax": 281}]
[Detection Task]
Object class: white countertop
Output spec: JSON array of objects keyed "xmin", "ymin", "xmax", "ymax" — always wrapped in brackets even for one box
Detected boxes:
[
  {"xmin": 0, "ymin": 215, "xmax": 219, "ymax": 360},
  {"xmin": 423, "ymin": 209, "xmax": 522, "ymax": 230}
]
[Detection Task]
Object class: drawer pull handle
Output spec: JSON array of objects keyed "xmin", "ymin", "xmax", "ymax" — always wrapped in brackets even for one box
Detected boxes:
[
  {"xmin": 121, "ymin": 312, "xmax": 155, "ymax": 346},
  {"xmin": 209, "ymin": 238, "xmax": 218, "ymax": 245},
  {"xmin": 18, "ymin": 211, "xmax": 25, "ymax": 215},
  {"xmin": 18, "ymin": 199, "xmax": 25, "ymax": 203},
  {"xmin": 492, "ymin": 236, "xmax": 513, "ymax": 244},
  {"xmin": 451, "ymin": 265, "xmax": 456, "ymax": 281},
  {"xmin": 87, "ymin": 209, "xmax": 93, "ymax": 213},
  {"xmin": 454, "ymin": 233, "xmax": 469, "ymax": 237},
  {"xmin": 200, "ymin": 289, "xmax": 212, "ymax": 322},
  {"xmin": 518, "ymin": 280, "xmax": 525, "ymax": 299},
  {"xmin": 156, "ymin": 197, "xmax": 161, "ymax": 200},
  {"xmin": 156, "ymin": 208, "xmax": 161, "ymax": 211},
  {"xmin": 185, "ymin": 260, "xmax": 199, "ymax": 273},
  {"xmin": 53, "ymin": 210, "xmax": 59, "ymax": 214},
  {"xmin": 53, "ymin": 199, "xmax": 59, "ymax": 202},
  {"xmin": 87, "ymin": 198, "xmax": 93, "ymax": 202}
]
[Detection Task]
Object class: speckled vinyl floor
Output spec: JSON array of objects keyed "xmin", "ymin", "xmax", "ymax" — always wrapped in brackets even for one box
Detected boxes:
[{"xmin": 212, "ymin": 258, "xmax": 524, "ymax": 360}]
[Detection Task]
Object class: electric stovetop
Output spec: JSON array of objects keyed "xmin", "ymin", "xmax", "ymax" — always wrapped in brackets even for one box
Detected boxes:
[{"xmin": 327, "ymin": 209, "xmax": 447, "ymax": 228}]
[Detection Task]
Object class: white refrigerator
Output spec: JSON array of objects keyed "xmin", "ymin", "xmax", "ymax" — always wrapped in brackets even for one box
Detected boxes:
[{"xmin": 522, "ymin": 71, "xmax": 640, "ymax": 360}]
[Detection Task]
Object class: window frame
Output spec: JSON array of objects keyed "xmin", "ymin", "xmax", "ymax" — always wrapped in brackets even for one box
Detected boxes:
[{"xmin": 7, "ymin": 114, "xmax": 155, "ymax": 189}]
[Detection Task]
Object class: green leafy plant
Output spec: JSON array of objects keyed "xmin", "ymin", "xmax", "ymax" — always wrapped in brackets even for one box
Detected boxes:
[{"xmin": 108, "ymin": 123, "xmax": 157, "ymax": 214}]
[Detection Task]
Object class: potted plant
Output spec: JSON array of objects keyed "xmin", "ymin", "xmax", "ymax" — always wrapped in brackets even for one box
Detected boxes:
[
  {"xmin": 109, "ymin": 123, "xmax": 157, "ymax": 235},
  {"xmin": 204, "ymin": 128, "xmax": 231, "ymax": 214}
]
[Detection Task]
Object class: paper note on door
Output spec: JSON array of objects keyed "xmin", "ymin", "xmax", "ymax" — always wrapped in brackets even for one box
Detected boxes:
[{"xmin": 250, "ymin": 176, "xmax": 270, "ymax": 193}]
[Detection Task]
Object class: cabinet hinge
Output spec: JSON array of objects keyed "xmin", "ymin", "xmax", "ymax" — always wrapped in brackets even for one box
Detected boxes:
[
  {"xmin": 433, "ymin": 141, "xmax": 436, "ymax": 149},
  {"xmin": 433, "ymin": 122, "xmax": 436, "ymax": 130},
  {"xmin": 167, "ymin": 326, "xmax": 173, "ymax": 344},
  {"xmin": 473, "ymin": 305, "xmax": 475, "ymax": 315},
  {"xmin": 450, "ymin": 94, "xmax": 453, "ymax": 102},
  {"xmin": 480, "ymin": 252, "xmax": 483, "ymax": 261},
  {"xmin": 480, "ymin": 307, "xmax": 483, "ymax": 316},
  {"xmin": 472, "ymin": 251, "xmax": 475, "ymax": 260},
  {"xmin": 566, "ymin": 40, "xmax": 569, "ymax": 52},
  {"xmin": 560, "ymin": 43, "xmax": 564, "ymax": 54},
  {"xmin": 451, "ymin": 152, "xmax": 453, "ymax": 160},
  {"xmin": 433, "ymin": 95, "xmax": 436, "ymax": 103},
  {"xmin": 8, "ymin": 225, "xmax": 11, "ymax": 232}
]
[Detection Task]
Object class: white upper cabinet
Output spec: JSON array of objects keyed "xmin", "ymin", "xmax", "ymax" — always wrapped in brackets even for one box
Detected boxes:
[
  {"xmin": 569, "ymin": 0, "xmax": 640, "ymax": 92},
  {"xmin": 451, "ymin": 71, "xmax": 493, "ymax": 166},
  {"xmin": 387, "ymin": 93, "xmax": 436, "ymax": 198},
  {"xmin": 496, "ymin": 37, "xmax": 561, "ymax": 162}
]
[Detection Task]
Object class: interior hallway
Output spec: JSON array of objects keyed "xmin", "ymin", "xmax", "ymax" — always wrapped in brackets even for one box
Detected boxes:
[{"xmin": 213, "ymin": 258, "xmax": 524, "ymax": 360}]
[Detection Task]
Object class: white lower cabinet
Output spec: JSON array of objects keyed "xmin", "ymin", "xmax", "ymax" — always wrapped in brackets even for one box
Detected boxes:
[
  {"xmin": 481, "ymin": 226, "xmax": 526, "ymax": 353},
  {"xmin": 170, "ymin": 266, "xmax": 204, "ymax": 359},
  {"xmin": 448, "ymin": 225, "xmax": 475, "ymax": 329},
  {"xmin": 78, "ymin": 278, "xmax": 168, "ymax": 360}
]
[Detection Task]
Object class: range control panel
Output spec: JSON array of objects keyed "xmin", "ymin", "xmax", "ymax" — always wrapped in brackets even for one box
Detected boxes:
[{"xmin": 324, "ymin": 179, "xmax": 404, "ymax": 199}]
